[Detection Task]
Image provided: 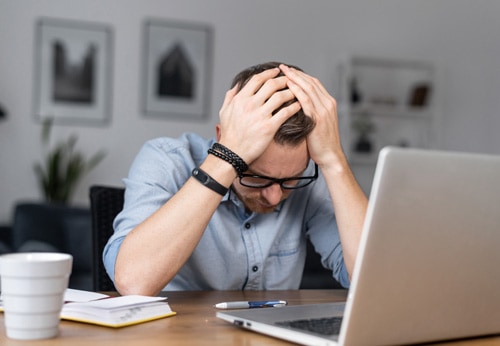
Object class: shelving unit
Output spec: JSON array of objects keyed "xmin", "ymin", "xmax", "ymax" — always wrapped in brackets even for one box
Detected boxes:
[{"xmin": 338, "ymin": 56, "xmax": 436, "ymax": 194}]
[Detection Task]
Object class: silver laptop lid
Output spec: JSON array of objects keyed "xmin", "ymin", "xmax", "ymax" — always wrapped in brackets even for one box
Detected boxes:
[{"xmin": 341, "ymin": 147, "xmax": 500, "ymax": 345}]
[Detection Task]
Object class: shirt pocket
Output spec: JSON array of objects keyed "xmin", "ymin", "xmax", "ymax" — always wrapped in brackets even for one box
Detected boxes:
[{"xmin": 265, "ymin": 232, "xmax": 305, "ymax": 289}]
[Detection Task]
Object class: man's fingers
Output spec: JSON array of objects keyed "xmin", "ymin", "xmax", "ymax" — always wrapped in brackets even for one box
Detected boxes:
[
  {"xmin": 286, "ymin": 80, "xmax": 316, "ymax": 116},
  {"xmin": 237, "ymin": 68, "xmax": 281, "ymax": 97},
  {"xmin": 221, "ymin": 85, "xmax": 238, "ymax": 109},
  {"xmin": 270, "ymin": 100, "xmax": 301, "ymax": 126},
  {"xmin": 263, "ymin": 89, "xmax": 296, "ymax": 116}
]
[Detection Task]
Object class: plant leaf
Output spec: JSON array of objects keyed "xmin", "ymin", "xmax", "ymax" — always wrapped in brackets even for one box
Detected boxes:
[{"xmin": 34, "ymin": 120, "xmax": 106, "ymax": 204}]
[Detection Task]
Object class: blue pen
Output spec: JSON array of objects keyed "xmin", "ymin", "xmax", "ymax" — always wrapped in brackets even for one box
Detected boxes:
[{"xmin": 214, "ymin": 300, "xmax": 288, "ymax": 309}]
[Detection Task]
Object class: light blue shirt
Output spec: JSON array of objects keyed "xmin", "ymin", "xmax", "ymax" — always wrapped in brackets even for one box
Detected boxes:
[{"xmin": 103, "ymin": 132, "xmax": 350, "ymax": 290}]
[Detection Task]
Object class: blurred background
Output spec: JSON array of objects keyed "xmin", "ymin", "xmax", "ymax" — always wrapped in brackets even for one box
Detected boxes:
[{"xmin": 1, "ymin": 0, "xmax": 499, "ymax": 225}]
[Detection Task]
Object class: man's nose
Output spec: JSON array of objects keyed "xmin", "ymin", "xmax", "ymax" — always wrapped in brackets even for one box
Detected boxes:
[{"xmin": 261, "ymin": 183, "xmax": 283, "ymax": 205}]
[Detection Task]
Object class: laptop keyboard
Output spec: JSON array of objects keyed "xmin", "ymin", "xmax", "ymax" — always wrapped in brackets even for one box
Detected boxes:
[{"xmin": 275, "ymin": 316, "xmax": 343, "ymax": 336}]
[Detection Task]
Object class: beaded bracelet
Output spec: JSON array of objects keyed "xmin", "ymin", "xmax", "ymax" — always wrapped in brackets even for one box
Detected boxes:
[{"xmin": 208, "ymin": 143, "xmax": 249, "ymax": 176}]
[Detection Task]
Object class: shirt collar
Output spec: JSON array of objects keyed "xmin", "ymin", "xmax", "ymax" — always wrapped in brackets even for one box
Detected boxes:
[{"xmin": 223, "ymin": 186, "xmax": 284, "ymax": 214}]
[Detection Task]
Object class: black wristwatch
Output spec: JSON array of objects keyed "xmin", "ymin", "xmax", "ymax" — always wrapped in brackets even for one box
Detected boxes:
[{"xmin": 191, "ymin": 167, "xmax": 228, "ymax": 196}]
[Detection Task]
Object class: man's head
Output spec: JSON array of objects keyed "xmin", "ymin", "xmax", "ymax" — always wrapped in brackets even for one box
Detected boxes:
[
  {"xmin": 228, "ymin": 62, "xmax": 317, "ymax": 213},
  {"xmin": 230, "ymin": 62, "xmax": 315, "ymax": 146}
]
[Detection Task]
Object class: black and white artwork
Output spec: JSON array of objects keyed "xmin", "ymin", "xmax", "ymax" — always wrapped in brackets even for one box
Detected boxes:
[
  {"xmin": 142, "ymin": 19, "xmax": 212, "ymax": 120},
  {"xmin": 34, "ymin": 18, "xmax": 112, "ymax": 125}
]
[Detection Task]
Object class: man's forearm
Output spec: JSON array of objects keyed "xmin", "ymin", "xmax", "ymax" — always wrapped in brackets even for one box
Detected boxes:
[
  {"xmin": 320, "ymin": 154, "xmax": 368, "ymax": 278},
  {"xmin": 114, "ymin": 156, "xmax": 236, "ymax": 296}
]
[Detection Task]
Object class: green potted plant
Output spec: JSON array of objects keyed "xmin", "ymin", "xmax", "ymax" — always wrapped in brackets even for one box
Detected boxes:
[{"xmin": 34, "ymin": 119, "xmax": 106, "ymax": 204}]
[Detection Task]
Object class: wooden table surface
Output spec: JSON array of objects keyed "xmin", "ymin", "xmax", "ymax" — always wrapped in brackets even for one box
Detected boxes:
[{"xmin": 1, "ymin": 289, "xmax": 499, "ymax": 345}]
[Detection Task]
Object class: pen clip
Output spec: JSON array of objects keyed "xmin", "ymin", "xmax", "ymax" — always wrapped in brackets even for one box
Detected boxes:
[{"xmin": 248, "ymin": 300, "xmax": 287, "ymax": 308}]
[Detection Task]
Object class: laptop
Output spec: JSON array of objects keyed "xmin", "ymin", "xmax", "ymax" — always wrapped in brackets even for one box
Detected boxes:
[{"xmin": 217, "ymin": 146, "xmax": 500, "ymax": 345}]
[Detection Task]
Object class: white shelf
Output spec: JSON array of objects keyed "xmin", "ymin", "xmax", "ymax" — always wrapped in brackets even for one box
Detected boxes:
[
  {"xmin": 349, "ymin": 104, "xmax": 432, "ymax": 119},
  {"xmin": 338, "ymin": 55, "xmax": 436, "ymax": 193}
]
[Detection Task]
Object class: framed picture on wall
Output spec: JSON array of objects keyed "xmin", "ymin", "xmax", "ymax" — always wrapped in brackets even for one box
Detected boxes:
[
  {"xmin": 33, "ymin": 18, "xmax": 113, "ymax": 125},
  {"xmin": 142, "ymin": 19, "xmax": 213, "ymax": 120}
]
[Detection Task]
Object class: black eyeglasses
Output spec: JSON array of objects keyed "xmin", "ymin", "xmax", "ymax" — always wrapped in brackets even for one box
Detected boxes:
[{"xmin": 238, "ymin": 164, "xmax": 318, "ymax": 190}]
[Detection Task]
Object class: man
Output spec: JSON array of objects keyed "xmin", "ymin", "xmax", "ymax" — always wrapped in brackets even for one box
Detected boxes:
[{"xmin": 104, "ymin": 62, "xmax": 367, "ymax": 296}]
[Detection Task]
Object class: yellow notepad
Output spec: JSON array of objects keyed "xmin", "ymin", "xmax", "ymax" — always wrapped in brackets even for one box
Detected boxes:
[{"xmin": 61, "ymin": 294, "xmax": 176, "ymax": 328}]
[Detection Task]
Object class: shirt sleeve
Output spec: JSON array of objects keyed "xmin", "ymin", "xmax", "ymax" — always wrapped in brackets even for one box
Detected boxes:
[
  {"xmin": 303, "ymin": 170, "xmax": 351, "ymax": 288},
  {"xmin": 102, "ymin": 136, "xmax": 197, "ymax": 282}
]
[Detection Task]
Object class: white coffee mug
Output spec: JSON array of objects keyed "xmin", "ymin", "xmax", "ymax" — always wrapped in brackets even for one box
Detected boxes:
[{"xmin": 0, "ymin": 252, "xmax": 72, "ymax": 340}]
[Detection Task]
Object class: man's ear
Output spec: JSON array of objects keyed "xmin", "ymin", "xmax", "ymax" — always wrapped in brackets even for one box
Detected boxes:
[{"xmin": 215, "ymin": 124, "xmax": 221, "ymax": 142}]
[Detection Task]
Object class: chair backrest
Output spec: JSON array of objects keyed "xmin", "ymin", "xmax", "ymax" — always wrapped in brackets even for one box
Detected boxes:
[
  {"xmin": 299, "ymin": 238, "xmax": 343, "ymax": 289},
  {"xmin": 89, "ymin": 185, "xmax": 125, "ymax": 292}
]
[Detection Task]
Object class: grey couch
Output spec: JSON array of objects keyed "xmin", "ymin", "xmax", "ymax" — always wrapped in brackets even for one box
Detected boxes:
[{"xmin": 0, "ymin": 202, "xmax": 93, "ymax": 290}]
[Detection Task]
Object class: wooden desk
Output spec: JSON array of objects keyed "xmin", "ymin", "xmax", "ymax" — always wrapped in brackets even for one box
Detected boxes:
[{"xmin": 1, "ymin": 290, "xmax": 499, "ymax": 345}]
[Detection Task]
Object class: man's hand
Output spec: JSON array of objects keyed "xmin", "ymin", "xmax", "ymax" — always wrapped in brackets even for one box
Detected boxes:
[
  {"xmin": 217, "ymin": 68, "xmax": 301, "ymax": 165},
  {"xmin": 279, "ymin": 64, "xmax": 344, "ymax": 168}
]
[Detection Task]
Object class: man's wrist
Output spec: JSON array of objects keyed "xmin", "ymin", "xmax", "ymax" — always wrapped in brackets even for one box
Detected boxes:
[
  {"xmin": 208, "ymin": 143, "xmax": 249, "ymax": 176},
  {"xmin": 191, "ymin": 167, "xmax": 229, "ymax": 196}
]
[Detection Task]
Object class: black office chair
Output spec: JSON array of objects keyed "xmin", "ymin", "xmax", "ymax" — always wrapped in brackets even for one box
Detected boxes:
[
  {"xmin": 89, "ymin": 185, "xmax": 125, "ymax": 292},
  {"xmin": 300, "ymin": 239, "xmax": 343, "ymax": 289}
]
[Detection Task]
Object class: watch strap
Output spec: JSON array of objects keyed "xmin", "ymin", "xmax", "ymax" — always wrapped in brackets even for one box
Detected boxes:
[{"xmin": 191, "ymin": 167, "xmax": 228, "ymax": 196}]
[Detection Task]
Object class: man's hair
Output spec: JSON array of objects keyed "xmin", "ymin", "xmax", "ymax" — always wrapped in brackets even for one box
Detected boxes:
[{"xmin": 230, "ymin": 62, "xmax": 315, "ymax": 146}]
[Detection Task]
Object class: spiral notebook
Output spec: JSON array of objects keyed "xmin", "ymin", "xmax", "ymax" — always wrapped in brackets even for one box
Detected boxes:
[
  {"xmin": 61, "ymin": 289, "xmax": 175, "ymax": 328},
  {"xmin": 61, "ymin": 292, "xmax": 176, "ymax": 328},
  {"xmin": 0, "ymin": 289, "xmax": 176, "ymax": 328}
]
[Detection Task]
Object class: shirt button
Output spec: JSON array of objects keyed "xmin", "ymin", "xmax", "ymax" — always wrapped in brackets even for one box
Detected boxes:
[
  {"xmin": 245, "ymin": 223, "xmax": 251, "ymax": 229},
  {"xmin": 252, "ymin": 266, "xmax": 259, "ymax": 272}
]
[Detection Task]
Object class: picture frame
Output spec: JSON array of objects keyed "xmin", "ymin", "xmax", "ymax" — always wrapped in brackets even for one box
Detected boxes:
[
  {"xmin": 34, "ymin": 18, "xmax": 113, "ymax": 125},
  {"xmin": 142, "ymin": 19, "xmax": 213, "ymax": 120}
]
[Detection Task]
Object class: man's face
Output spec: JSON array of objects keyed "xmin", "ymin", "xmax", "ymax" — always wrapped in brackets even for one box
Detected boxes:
[{"xmin": 231, "ymin": 140, "xmax": 310, "ymax": 214}]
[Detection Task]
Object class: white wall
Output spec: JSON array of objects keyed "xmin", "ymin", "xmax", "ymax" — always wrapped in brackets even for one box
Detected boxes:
[{"xmin": 1, "ymin": 0, "xmax": 499, "ymax": 224}]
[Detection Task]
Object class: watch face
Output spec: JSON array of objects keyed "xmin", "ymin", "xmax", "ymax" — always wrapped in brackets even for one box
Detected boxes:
[
  {"xmin": 201, "ymin": 173, "xmax": 209, "ymax": 184},
  {"xmin": 194, "ymin": 168, "xmax": 208, "ymax": 184},
  {"xmin": 192, "ymin": 167, "xmax": 228, "ymax": 196}
]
